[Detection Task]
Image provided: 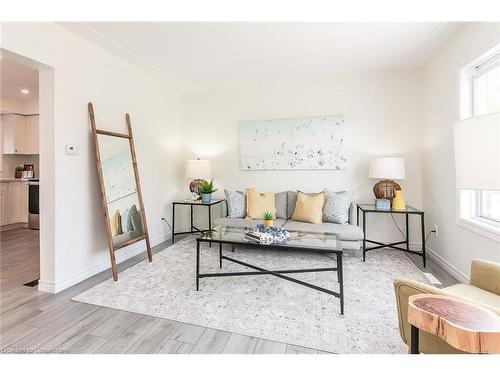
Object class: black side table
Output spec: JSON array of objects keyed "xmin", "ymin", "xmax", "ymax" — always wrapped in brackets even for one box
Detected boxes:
[
  {"xmin": 356, "ymin": 203, "xmax": 426, "ymax": 267},
  {"xmin": 171, "ymin": 199, "xmax": 225, "ymax": 244}
]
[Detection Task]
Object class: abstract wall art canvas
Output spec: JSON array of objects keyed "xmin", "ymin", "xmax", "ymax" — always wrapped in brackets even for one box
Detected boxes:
[{"xmin": 239, "ymin": 115, "xmax": 345, "ymax": 170}]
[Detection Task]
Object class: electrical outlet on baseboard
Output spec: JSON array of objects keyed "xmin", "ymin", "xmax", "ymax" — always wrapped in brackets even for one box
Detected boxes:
[{"xmin": 434, "ymin": 224, "xmax": 439, "ymax": 236}]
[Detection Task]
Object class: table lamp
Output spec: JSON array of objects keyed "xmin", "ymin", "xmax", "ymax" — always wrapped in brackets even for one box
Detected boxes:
[
  {"xmin": 186, "ymin": 159, "xmax": 212, "ymax": 196},
  {"xmin": 369, "ymin": 157, "xmax": 406, "ymax": 207}
]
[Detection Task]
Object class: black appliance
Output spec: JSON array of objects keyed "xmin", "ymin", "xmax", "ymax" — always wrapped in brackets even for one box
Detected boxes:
[{"xmin": 28, "ymin": 179, "xmax": 39, "ymax": 230}]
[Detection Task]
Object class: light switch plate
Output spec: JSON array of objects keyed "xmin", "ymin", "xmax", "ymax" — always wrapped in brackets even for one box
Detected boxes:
[{"xmin": 65, "ymin": 144, "xmax": 78, "ymax": 155}]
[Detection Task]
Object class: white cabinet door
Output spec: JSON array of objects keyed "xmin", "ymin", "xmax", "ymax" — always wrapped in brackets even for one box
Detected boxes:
[
  {"xmin": 20, "ymin": 182, "xmax": 29, "ymax": 223},
  {"xmin": 0, "ymin": 183, "xmax": 8, "ymax": 226},
  {"xmin": 2, "ymin": 114, "xmax": 26, "ymax": 154},
  {"xmin": 0, "ymin": 182, "xmax": 26, "ymax": 225},
  {"xmin": 0, "ymin": 116, "xmax": 3, "ymax": 172},
  {"xmin": 7, "ymin": 182, "xmax": 21, "ymax": 223},
  {"xmin": 3, "ymin": 115, "xmax": 17, "ymax": 154},
  {"xmin": 25, "ymin": 115, "xmax": 39, "ymax": 154}
]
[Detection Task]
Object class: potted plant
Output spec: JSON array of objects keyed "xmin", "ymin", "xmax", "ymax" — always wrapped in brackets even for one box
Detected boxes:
[
  {"xmin": 199, "ymin": 179, "xmax": 217, "ymax": 204},
  {"xmin": 15, "ymin": 165, "xmax": 24, "ymax": 179},
  {"xmin": 263, "ymin": 211, "xmax": 274, "ymax": 227}
]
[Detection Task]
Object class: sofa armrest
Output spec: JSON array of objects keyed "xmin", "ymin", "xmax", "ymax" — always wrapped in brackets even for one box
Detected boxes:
[
  {"xmin": 348, "ymin": 203, "xmax": 355, "ymax": 225},
  {"xmin": 223, "ymin": 200, "xmax": 228, "ymax": 218},
  {"xmin": 393, "ymin": 278, "xmax": 446, "ymax": 345},
  {"xmin": 470, "ymin": 259, "xmax": 500, "ymax": 295}
]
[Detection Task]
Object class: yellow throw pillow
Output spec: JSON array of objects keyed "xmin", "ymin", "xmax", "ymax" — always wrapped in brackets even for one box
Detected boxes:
[
  {"xmin": 110, "ymin": 210, "xmax": 123, "ymax": 237},
  {"xmin": 246, "ymin": 189, "xmax": 276, "ymax": 220},
  {"xmin": 291, "ymin": 191, "xmax": 325, "ymax": 224}
]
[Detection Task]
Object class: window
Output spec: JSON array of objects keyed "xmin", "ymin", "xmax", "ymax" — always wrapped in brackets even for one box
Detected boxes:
[
  {"xmin": 481, "ymin": 191, "xmax": 500, "ymax": 223},
  {"xmin": 458, "ymin": 44, "xmax": 500, "ymax": 240}
]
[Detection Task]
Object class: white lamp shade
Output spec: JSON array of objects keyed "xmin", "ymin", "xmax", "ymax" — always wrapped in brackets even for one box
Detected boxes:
[
  {"xmin": 186, "ymin": 159, "xmax": 212, "ymax": 180},
  {"xmin": 454, "ymin": 112, "xmax": 500, "ymax": 190},
  {"xmin": 369, "ymin": 157, "xmax": 406, "ymax": 180}
]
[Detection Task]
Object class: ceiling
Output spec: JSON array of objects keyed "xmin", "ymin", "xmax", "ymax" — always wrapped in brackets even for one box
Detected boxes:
[
  {"xmin": 62, "ymin": 22, "xmax": 462, "ymax": 90},
  {"xmin": 0, "ymin": 57, "xmax": 39, "ymax": 100}
]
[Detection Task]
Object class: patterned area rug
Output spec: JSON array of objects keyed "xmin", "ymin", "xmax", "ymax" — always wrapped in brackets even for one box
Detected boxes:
[{"xmin": 73, "ymin": 237, "xmax": 427, "ymax": 353}]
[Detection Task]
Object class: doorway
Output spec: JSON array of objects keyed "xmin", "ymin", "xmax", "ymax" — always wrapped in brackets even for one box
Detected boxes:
[{"xmin": 0, "ymin": 55, "xmax": 41, "ymax": 292}]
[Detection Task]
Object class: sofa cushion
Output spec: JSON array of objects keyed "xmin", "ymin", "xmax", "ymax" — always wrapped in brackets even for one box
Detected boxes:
[
  {"xmin": 225, "ymin": 189, "xmax": 246, "ymax": 218},
  {"xmin": 246, "ymin": 189, "xmax": 276, "ymax": 219},
  {"xmin": 275, "ymin": 191, "xmax": 287, "ymax": 219},
  {"xmin": 291, "ymin": 191, "xmax": 326, "ymax": 224},
  {"xmin": 443, "ymin": 284, "xmax": 500, "ymax": 310},
  {"xmin": 282, "ymin": 220, "xmax": 363, "ymax": 241},
  {"xmin": 215, "ymin": 217, "xmax": 286, "ymax": 228},
  {"xmin": 322, "ymin": 190, "xmax": 354, "ymax": 224}
]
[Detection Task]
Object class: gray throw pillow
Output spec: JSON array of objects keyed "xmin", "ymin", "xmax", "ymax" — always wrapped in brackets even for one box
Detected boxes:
[
  {"xmin": 129, "ymin": 204, "xmax": 143, "ymax": 234},
  {"xmin": 275, "ymin": 191, "xmax": 287, "ymax": 219},
  {"xmin": 225, "ymin": 189, "xmax": 246, "ymax": 218},
  {"xmin": 322, "ymin": 190, "xmax": 353, "ymax": 224},
  {"xmin": 121, "ymin": 208, "xmax": 130, "ymax": 232},
  {"xmin": 127, "ymin": 205, "xmax": 138, "ymax": 231}
]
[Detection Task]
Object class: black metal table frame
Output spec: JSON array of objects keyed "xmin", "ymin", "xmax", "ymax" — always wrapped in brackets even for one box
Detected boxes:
[
  {"xmin": 171, "ymin": 200, "xmax": 225, "ymax": 244},
  {"xmin": 195, "ymin": 237, "xmax": 345, "ymax": 315},
  {"xmin": 356, "ymin": 204, "xmax": 426, "ymax": 267}
]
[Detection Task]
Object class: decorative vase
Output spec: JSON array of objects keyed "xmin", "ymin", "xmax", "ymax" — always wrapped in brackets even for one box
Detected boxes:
[
  {"xmin": 373, "ymin": 179, "xmax": 401, "ymax": 200},
  {"xmin": 392, "ymin": 190, "xmax": 406, "ymax": 210},
  {"xmin": 201, "ymin": 193, "xmax": 211, "ymax": 204},
  {"xmin": 264, "ymin": 219, "xmax": 273, "ymax": 228}
]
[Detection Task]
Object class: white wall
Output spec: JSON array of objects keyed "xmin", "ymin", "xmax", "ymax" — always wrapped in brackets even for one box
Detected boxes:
[
  {"xmin": 181, "ymin": 68, "xmax": 423, "ymax": 243},
  {"xmin": 1, "ymin": 23, "xmax": 184, "ymax": 292},
  {"xmin": 421, "ymin": 23, "xmax": 500, "ymax": 281}
]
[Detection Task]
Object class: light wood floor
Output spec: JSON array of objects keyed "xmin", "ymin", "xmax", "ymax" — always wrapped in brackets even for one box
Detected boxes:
[{"xmin": 0, "ymin": 228, "xmax": 456, "ymax": 354}]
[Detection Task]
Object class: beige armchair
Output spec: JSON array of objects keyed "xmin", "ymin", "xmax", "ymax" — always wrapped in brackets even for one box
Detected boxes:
[{"xmin": 394, "ymin": 259, "xmax": 500, "ymax": 354}]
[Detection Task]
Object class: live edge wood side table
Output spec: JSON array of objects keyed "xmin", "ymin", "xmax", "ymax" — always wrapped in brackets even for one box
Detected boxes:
[
  {"xmin": 171, "ymin": 199, "xmax": 225, "ymax": 244},
  {"xmin": 356, "ymin": 204, "xmax": 426, "ymax": 267},
  {"xmin": 408, "ymin": 294, "xmax": 500, "ymax": 354}
]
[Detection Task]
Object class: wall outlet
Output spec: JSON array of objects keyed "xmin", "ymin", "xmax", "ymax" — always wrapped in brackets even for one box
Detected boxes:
[
  {"xmin": 434, "ymin": 224, "xmax": 439, "ymax": 236},
  {"xmin": 65, "ymin": 144, "xmax": 79, "ymax": 155}
]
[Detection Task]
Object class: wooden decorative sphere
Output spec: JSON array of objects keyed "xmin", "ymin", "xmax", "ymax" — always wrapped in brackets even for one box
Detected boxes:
[
  {"xmin": 373, "ymin": 179, "xmax": 401, "ymax": 200},
  {"xmin": 189, "ymin": 179, "xmax": 206, "ymax": 194}
]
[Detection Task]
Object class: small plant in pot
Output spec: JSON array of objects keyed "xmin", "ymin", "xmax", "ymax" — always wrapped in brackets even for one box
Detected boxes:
[
  {"xmin": 15, "ymin": 165, "xmax": 24, "ymax": 179},
  {"xmin": 199, "ymin": 179, "xmax": 217, "ymax": 204},
  {"xmin": 263, "ymin": 211, "xmax": 274, "ymax": 227}
]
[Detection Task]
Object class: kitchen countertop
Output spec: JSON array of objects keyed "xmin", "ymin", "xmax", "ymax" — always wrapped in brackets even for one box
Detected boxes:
[{"xmin": 0, "ymin": 178, "xmax": 37, "ymax": 182}]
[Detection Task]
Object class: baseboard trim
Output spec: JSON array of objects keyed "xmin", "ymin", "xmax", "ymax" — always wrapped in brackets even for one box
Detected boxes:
[
  {"xmin": 38, "ymin": 279, "xmax": 56, "ymax": 293},
  {"xmin": 39, "ymin": 232, "xmax": 172, "ymax": 294},
  {"xmin": 425, "ymin": 246, "xmax": 469, "ymax": 283}
]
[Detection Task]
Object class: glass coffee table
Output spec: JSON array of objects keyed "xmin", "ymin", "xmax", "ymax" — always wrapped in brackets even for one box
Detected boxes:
[{"xmin": 196, "ymin": 225, "xmax": 345, "ymax": 315}]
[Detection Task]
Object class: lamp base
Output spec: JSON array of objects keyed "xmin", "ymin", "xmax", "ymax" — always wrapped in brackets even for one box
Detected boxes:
[
  {"xmin": 373, "ymin": 179, "xmax": 401, "ymax": 200},
  {"xmin": 189, "ymin": 179, "xmax": 206, "ymax": 195}
]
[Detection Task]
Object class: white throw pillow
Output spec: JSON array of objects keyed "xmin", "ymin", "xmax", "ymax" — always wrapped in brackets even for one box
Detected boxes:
[
  {"xmin": 225, "ymin": 189, "xmax": 246, "ymax": 218},
  {"xmin": 322, "ymin": 190, "xmax": 353, "ymax": 224}
]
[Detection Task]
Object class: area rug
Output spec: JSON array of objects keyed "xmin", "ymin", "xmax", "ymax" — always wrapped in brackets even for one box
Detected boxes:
[{"xmin": 73, "ymin": 237, "xmax": 428, "ymax": 353}]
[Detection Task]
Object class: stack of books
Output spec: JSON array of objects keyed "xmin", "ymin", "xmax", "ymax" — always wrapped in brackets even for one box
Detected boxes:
[{"xmin": 244, "ymin": 230, "xmax": 274, "ymax": 243}]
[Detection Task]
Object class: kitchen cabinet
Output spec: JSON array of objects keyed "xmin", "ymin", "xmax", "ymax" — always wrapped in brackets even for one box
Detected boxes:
[
  {"xmin": 25, "ymin": 115, "xmax": 39, "ymax": 154},
  {"xmin": 1, "ymin": 114, "xmax": 39, "ymax": 155},
  {"xmin": 0, "ymin": 181, "xmax": 29, "ymax": 226},
  {"xmin": 20, "ymin": 182, "xmax": 29, "ymax": 222},
  {"xmin": 0, "ymin": 183, "xmax": 8, "ymax": 226}
]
